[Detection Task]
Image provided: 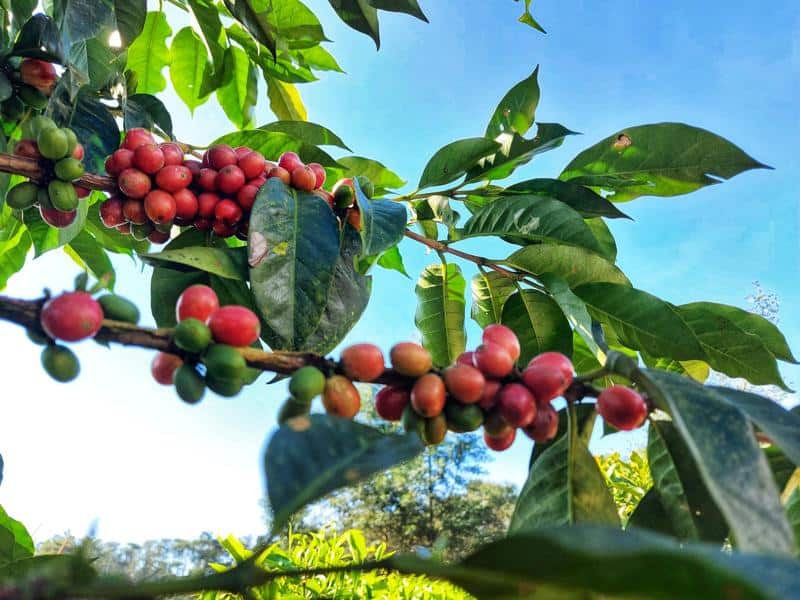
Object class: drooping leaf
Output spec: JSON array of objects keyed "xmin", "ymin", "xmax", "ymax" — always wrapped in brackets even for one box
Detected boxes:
[
  {"xmin": 295, "ymin": 45, "xmax": 343, "ymax": 72},
  {"xmin": 0, "ymin": 227, "xmax": 31, "ymax": 291},
  {"xmin": 485, "ymin": 66, "xmax": 539, "ymax": 139},
  {"xmin": 507, "ymin": 244, "xmax": 630, "ymax": 288},
  {"xmin": 187, "ymin": 0, "xmax": 227, "ymax": 72},
  {"xmin": 259, "ymin": 121, "xmax": 350, "ymax": 150},
  {"xmin": 216, "ymin": 45, "xmax": 258, "ymax": 130},
  {"xmin": 327, "ymin": 0, "xmax": 380, "ymax": 48},
  {"xmin": 506, "ymin": 178, "xmax": 631, "ymax": 219},
  {"xmin": 12, "ymin": 13, "xmax": 65, "ymax": 62},
  {"xmin": 336, "ymin": 156, "xmax": 405, "ymax": 191},
  {"xmin": 141, "ymin": 247, "xmax": 247, "ymax": 280},
  {"xmin": 268, "ymin": 0, "xmax": 328, "ymax": 47},
  {"xmin": 264, "ymin": 414, "xmax": 423, "ymax": 533},
  {"xmin": 248, "ymin": 179, "xmax": 341, "ymax": 351},
  {"xmin": 126, "ymin": 11, "xmax": 171, "ymax": 94},
  {"xmin": 376, "ymin": 245, "xmax": 408, "ymax": 277},
  {"xmin": 584, "ymin": 217, "xmax": 617, "ymax": 261},
  {"xmin": 0, "ymin": 505, "xmax": 34, "ymax": 567},
  {"xmin": 352, "ymin": 178, "xmax": 406, "ymax": 256},
  {"xmin": 123, "ymin": 93, "xmax": 174, "ymax": 138},
  {"xmin": 418, "ymin": 138, "xmax": 500, "ymax": 189},
  {"xmin": 367, "ymin": 0, "xmax": 427, "ymax": 21},
  {"xmin": 169, "ymin": 27, "xmax": 212, "ymax": 114},
  {"xmin": 223, "ymin": 0, "xmax": 276, "ymax": 58},
  {"xmin": 64, "ymin": 231, "xmax": 115, "ymax": 289},
  {"xmin": 113, "ymin": 0, "xmax": 146, "ymax": 46},
  {"xmin": 501, "ymin": 289, "xmax": 572, "ymax": 364},
  {"xmin": 462, "ymin": 195, "xmax": 604, "ymax": 254},
  {"xmin": 470, "ymin": 271, "xmax": 516, "ymax": 328},
  {"xmin": 265, "ymin": 75, "xmax": 307, "ymax": 121},
  {"xmin": 212, "ymin": 130, "xmax": 339, "ymax": 167},
  {"xmin": 560, "ymin": 123, "xmax": 769, "ymax": 202},
  {"xmin": 414, "ymin": 262, "xmax": 467, "ymax": 367},
  {"xmin": 539, "ymin": 272, "xmax": 603, "ymax": 361}
]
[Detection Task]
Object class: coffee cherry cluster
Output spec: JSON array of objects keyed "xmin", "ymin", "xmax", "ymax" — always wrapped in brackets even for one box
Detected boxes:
[
  {"xmin": 30, "ymin": 281, "xmax": 139, "ymax": 383},
  {"xmin": 1, "ymin": 58, "xmax": 58, "ymax": 122},
  {"xmin": 99, "ymin": 130, "xmax": 330, "ymax": 243},
  {"xmin": 150, "ymin": 284, "xmax": 263, "ymax": 404},
  {"xmin": 6, "ymin": 116, "xmax": 87, "ymax": 228}
]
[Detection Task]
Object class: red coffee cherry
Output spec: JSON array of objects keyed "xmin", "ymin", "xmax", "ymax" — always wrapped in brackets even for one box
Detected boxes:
[
  {"xmin": 117, "ymin": 168, "xmax": 151, "ymax": 199},
  {"xmin": 479, "ymin": 379, "xmax": 502, "ymax": 409},
  {"xmin": 14, "ymin": 139, "xmax": 41, "ymax": 159},
  {"xmin": 340, "ymin": 343, "xmax": 385, "ymax": 382},
  {"xmin": 497, "ymin": 383, "xmax": 536, "ymax": 428},
  {"xmin": 197, "ymin": 168, "xmax": 218, "ymax": 191},
  {"xmin": 308, "ymin": 163, "xmax": 326, "ymax": 188},
  {"xmin": 100, "ymin": 197, "xmax": 125, "ymax": 227},
  {"xmin": 443, "ymin": 364, "xmax": 485, "ymax": 404},
  {"xmin": 144, "ymin": 190, "xmax": 177, "ymax": 224},
  {"xmin": 133, "ymin": 143, "xmax": 165, "ymax": 174},
  {"xmin": 122, "ymin": 198, "xmax": 147, "ymax": 225},
  {"xmin": 159, "ymin": 143, "xmax": 184, "ymax": 166},
  {"xmin": 208, "ymin": 305, "xmax": 261, "ymax": 347},
  {"xmin": 206, "ymin": 144, "xmax": 237, "ymax": 170},
  {"xmin": 484, "ymin": 428, "xmax": 516, "ymax": 452},
  {"xmin": 596, "ymin": 385, "xmax": 648, "ymax": 431},
  {"xmin": 148, "ymin": 229, "xmax": 171, "ymax": 244},
  {"xmin": 528, "ymin": 352, "xmax": 574, "ymax": 386},
  {"xmin": 234, "ymin": 146, "xmax": 252, "ymax": 160},
  {"xmin": 523, "ymin": 402, "xmax": 559, "ymax": 443},
  {"xmin": 183, "ymin": 159, "xmax": 202, "ymax": 180},
  {"xmin": 214, "ymin": 199, "xmax": 243, "ymax": 226},
  {"xmin": 346, "ymin": 206, "xmax": 362, "ymax": 231},
  {"xmin": 194, "ymin": 218, "xmax": 211, "ymax": 231},
  {"xmin": 40, "ymin": 291, "xmax": 104, "ymax": 342},
  {"xmin": 249, "ymin": 175, "xmax": 267, "ymax": 188},
  {"xmin": 323, "ymin": 375, "xmax": 361, "ymax": 419},
  {"xmin": 291, "ymin": 166, "xmax": 317, "ymax": 192},
  {"xmin": 522, "ymin": 364, "xmax": 569, "ymax": 405},
  {"xmin": 390, "ymin": 342, "xmax": 432, "ymax": 377},
  {"xmin": 151, "ymin": 352, "xmax": 183, "ymax": 385},
  {"xmin": 74, "ymin": 185, "xmax": 90, "ymax": 199},
  {"xmin": 197, "ymin": 192, "xmax": 220, "ymax": 218},
  {"xmin": 216, "ymin": 164, "xmax": 246, "ymax": 195},
  {"xmin": 375, "ymin": 386, "xmax": 410, "ymax": 421},
  {"xmin": 411, "ymin": 373, "xmax": 446, "ymax": 417},
  {"xmin": 482, "ymin": 324, "xmax": 521, "ymax": 362},
  {"xmin": 19, "ymin": 58, "xmax": 57, "ymax": 95},
  {"xmin": 238, "ymin": 151, "xmax": 266, "ymax": 179},
  {"xmin": 236, "ymin": 184, "xmax": 258, "ymax": 211},
  {"xmin": 474, "ymin": 342, "xmax": 514, "ymax": 378},
  {"xmin": 212, "ymin": 220, "xmax": 236, "ymax": 238},
  {"xmin": 105, "ymin": 148, "xmax": 134, "ymax": 176},
  {"xmin": 456, "ymin": 351, "xmax": 476, "ymax": 367},
  {"xmin": 278, "ymin": 151, "xmax": 303, "ymax": 173},
  {"xmin": 176, "ymin": 284, "xmax": 219, "ymax": 323},
  {"xmin": 266, "ymin": 166, "xmax": 291, "ymax": 185},
  {"xmin": 173, "ymin": 188, "xmax": 198, "ymax": 221},
  {"xmin": 40, "ymin": 206, "xmax": 77, "ymax": 228},
  {"xmin": 155, "ymin": 165, "xmax": 192, "ymax": 192},
  {"xmin": 121, "ymin": 128, "xmax": 155, "ymax": 151},
  {"xmin": 116, "ymin": 222, "xmax": 131, "ymax": 235}
]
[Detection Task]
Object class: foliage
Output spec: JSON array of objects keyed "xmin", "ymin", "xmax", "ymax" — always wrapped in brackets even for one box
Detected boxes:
[{"xmin": 597, "ymin": 451, "xmax": 653, "ymax": 522}]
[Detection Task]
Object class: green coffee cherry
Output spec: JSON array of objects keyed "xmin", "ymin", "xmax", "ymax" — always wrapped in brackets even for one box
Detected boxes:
[
  {"xmin": 334, "ymin": 185, "xmax": 354, "ymax": 209},
  {"xmin": 54, "ymin": 157, "xmax": 84, "ymax": 181},
  {"xmin": 402, "ymin": 404, "xmax": 425, "ymax": 437},
  {"xmin": 204, "ymin": 344, "xmax": 246, "ymax": 381},
  {"xmin": 206, "ymin": 375, "xmax": 243, "ymax": 398},
  {"xmin": 174, "ymin": 364, "xmax": 205, "ymax": 404},
  {"xmin": 6, "ymin": 181, "xmax": 39, "ymax": 209},
  {"xmin": 97, "ymin": 294, "xmax": 140, "ymax": 324},
  {"xmin": 41, "ymin": 345, "xmax": 80, "ymax": 383},
  {"xmin": 38, "ymin": 127, "xmax": 69, "ymax": 159},
  {"xmin": 25, "ymin": 115, "xmax": 56, "ymax": 139},
  {"xmin": 173, "ymin": 318, "xmax": 212, "ymax": 354},
  {"xmin": 131, "ymin": 222, "xmax": 153, "ymax": 241},
  {"xmin": 288, "ymin": 366, "xmax": 326, "ymax": 404},
  {"xmin": 62, "ymin": 128, "xmax": 78, "ymax": 156},
  {"xmin": 47, "ymin": 180, "xmax": 78, "ymax": 211},
  {"xmin": 26, "ymin": 327, "xmax": 50, "ymax": 345},
  {"xmin": 277, "ymin": 397, "xmax": 311, "ymax": 424},
  {"xmin": 444, "ymin": 402, "xmax": 484, "ymax": 433}
]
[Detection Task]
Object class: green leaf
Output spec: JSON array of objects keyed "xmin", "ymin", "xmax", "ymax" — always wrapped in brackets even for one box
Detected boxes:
[
  {"xmin": 465, "ymin": 123, "xmax": 577, "ymax": 183},
  {"xmin": 0, "ymin": 505, "xmax": 33, "ymax": 567},
  {"xmin": 327, "ymin": 0, "xmax": 380, "ymax": 48},
  {"xmin": 113, "ymin": 0, "xmax": 146, "ymax": 46},
  {"xmin": 124, "ymin": 93, "xmax": 173, "ymax": 138},
  {"xmin": 265, "ymin": 75, "xmax": 307, "ymax": 121},
  {"xmin": 418, "ymin": 138, "xmax": 500, "ymax": 189},
  {"xmin": 560, "ymin": 123, "xmax": 769, "ymax": 202},
  {"xmin": 141, "ymin": 247, "xmax": 247, "ymax": 280},
  {"xmin": 787, "ymin": 488, "xmax": 800, "ymax": 552},
  {"xmin": 514, "ymin": 0, "xmax": 546, "ymax": 33},
  {"xmin": 23, "ymin": 200, "xmax": 88, "ymax": 256},
  {"xmin": 187, "ymin": 0, "xmax": 227, "ymax": 72},
  {"xmin": 213, "ymin": 130, "xmax": 338, "ymax": 168},
  {"xmin": 126, "ymin": 11, "xmax": 171, "ymax": 94},
  {"xmin": 264, "ymin": 414, "xmax": 424, "ymax": 533},
  {"xmin": 295, "ymin": 45, "xmax": 343, "ymax": 72},
  {"xmin": 676, "ymin": 303, "xmax": 788, "ymax": 389},
  {"xmin": 54, "ymin": 0, "xmax": 115, "ymax": 45},
  {"xmin": 710, "ymin": 386, "xmax": 800, "ymax": 467},
  {"xmin": 268, "ymin": 0, "xmax": 328, "ymax": 47},
  {"xmin": 414, "ymin": 262, "xmax": 467, "ymax": 367},
  {"xmin": 12, "ymin": 13, "xmax": 65, "ymax": 62},
  {"xmin": 461, "ymin": 195, "xmax": 604, "ymax": 254},
  {"xmin": 248, "ymin": 179, "xmax": 341, "ymax": 350},
  {"xmin": 64, "ymin": 231, "xmax": 115, "ymax": 289},
  {"xmin": 170, "ymin": 27, "xmax": 212, "ymax": 114},
  {"xmin": 485, "ymin": 65, "xmax": 539, "ymax": 139},
  {"xmin": 642, "ymin": 369, "xmax": 796, "ymax": 554},
  {"xmin": 352, "ymin": 178, "xmax": 406, "ymax": 256},
  {"xmin": 510, "ymin": 415, "xmax": 619, "ymax": 532},
  {"xmin": 223, "ymin": 0, "xmax": 277, "ymax": 58},
  {"xmin": 506, "ymin": 178, "xmax": 631, "ymax": 219},
  {"xmin": 216, "ymin": 46, "xmax": 258, "ymax": 129},
  {"xmin": 575, "ymin": 283, "xmax": 703, "ymax": 360},
  {"xmin": 258, "ymin": 121, "xmax": 350, "ymax": 150},
  {"xmin": 367, "ymin": 0, "xmax": 427, "ymax": 21},
  {"xmin": 336, "ymin": 156, "xmax": 405, "ymax": 190},
  {"xmin": 376, "ymin": 245, "xmax": 408, "ymax": 277},
  {"xmin": 0, "ymin": 227, "xmax": 30, "ymax": 291},
  {"xmin": 0, "ymin": 73, "xmax": 12, "ymax": 103},
  {"xmin": 506, "ymin": 244, "xmax": 630, "ymax": 288},
  {"xmin": 501, "ymin": 289, "xmax": 572, "ymax": 365},
  {"xmin": 585, "ymin": 217, "xmax": 617, "ymax": 261},
  {"xmin": 539, "ymin": 272, "xmax": 603, "ymax": 361},
  {"xmin": 149, "ymin": 229, "xmax": 208, "ymax": 328},
  {"xmin": 470, "ymin": 271, "xmax": 516, "ymax": 328}
]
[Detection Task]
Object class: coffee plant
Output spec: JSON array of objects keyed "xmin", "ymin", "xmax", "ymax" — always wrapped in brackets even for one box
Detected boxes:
[{"xmin": 0, "ymin": 2, "xmax": 798, "ymax": 599}]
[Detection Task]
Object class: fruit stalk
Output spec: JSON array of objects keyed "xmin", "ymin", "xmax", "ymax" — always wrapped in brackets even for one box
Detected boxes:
[{"xmin": 0, "ymin": 152, "xmax": 116, "ymax": 191}]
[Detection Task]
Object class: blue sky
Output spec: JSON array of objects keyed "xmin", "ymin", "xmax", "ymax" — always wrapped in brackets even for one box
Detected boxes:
[{"xmin": 1, "ymin": 1, "xmax": 798, "ymax": 543}]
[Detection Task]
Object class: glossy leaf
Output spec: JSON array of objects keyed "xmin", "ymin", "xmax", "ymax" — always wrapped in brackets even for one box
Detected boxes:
[
  {"xmin": 539, "ymin": 272, "xmax": 603, "ymax": 360},
  {"xmin": 560, "ymin": 123, "xmax": 769, "ymax": 202},
  {"xmin": 0, "ymin": 227, "xmax": 30, "ymax": 291},
  {"xmin": 113, "ymin": 0, "xmax": 146, "ymax": 46},
  {"xmin": 376, "ymin": 245, "xmax": 408, "ymax": 277},
  {"xmin": 485, "ymin": 66, "xmax": 539, "ymax": 139},
  {"xmin": 336, "ymin": 156, "xmax": 405, "ymax": 190},
  {"xmin": 470, "ymin": 271, "xmax": 516, "ymax": 328},
  {"xmin": 64, "ymin": 231, "xmax": 114, "ymax": 289},
  {"xmin": 223, "ymin": 0, "xmax": 276, "ymax": 57},
  {"xmin": 124, "ymin": 93, "xmax": 173, "ymax": 138},
  {"xmin": 642, "ymin": 369, "xmax": 795, "ymax": 554},
  {"xmin": 55, "ymin": 0, "xmax": 115, "ymax": 45},
  {"xmin": 352, "ymin": 178, "xmax": 406, "ymax": 256},
  {"xmin": 414, "ymin": 262, "xmax": 467, "ymax": 367},
  {"xmin": 264, "ymin": 414, "xmax": 424, "ymax": 533},
  {"xmin": 507, "ymin": 244, "xmax": 630, "ymax": 288},
  {"xmin": 248, "ymin": 179, "xmax": 341, "ymax": 351},
  {"xmin": 0, "ymin": 505, "xmax": 33, "ymax": 567},
  {"xmin": 259, "ymin": 121, "xmax": 350, "ymax": 150},
  {"xmin": 12, "ymin": 13, "xmax": 64, "ymax": 62},
  {"xmin": 269, "ymin": 0, "xmax": 328, "ymax": 46},
  {"xmin": 217, "ymin": 46, "xmax": 258, "ymax": 130},
  {"xmin": 141, "ymin": 247, "xmax": 247, "ymax": 280},
  {"xmin": 585, "ymin": 217, "xmax": 617, "ymax": 261},
  {"xmin": 213, "ymin": 130, "xmax": 339, "ymax": 167},
  {"xmin": 507, "ymin": 178, "xmax": 631, "ymax": 219},
  {"xmin": 501, "ymin": 289, "xmax": 572, "ymax": 364},
  {"xmin": 266, "ymin": 75, "xmax": 307, "ymax": 121},
  {"xmin": 59, "ymin": 93, "xmax": 120, "ymax": 175},
  {"xmin": 170, "ymin": 27, "xmax": 212, "ymax": 114},
  {"xmin": 368, "ymin": 0, "xmax": 427, "ymax": 20},
  {"xmin": 187, "ymin": 0, "xmax": 227, "ymax": 72},
  {"xmin": 328, "ymin": 0, "xmax": 380, "ymax": 48},
  {"xmin": 418, "ymin": 138, "xmax": 500, "ymax": 189},
  {"xmin": 462, "ymin": 195, "xmax": 604, "ymax": 254},
  {"xmin": 126, "ymin": 11, "xmax": 171, "ymax": 94}
]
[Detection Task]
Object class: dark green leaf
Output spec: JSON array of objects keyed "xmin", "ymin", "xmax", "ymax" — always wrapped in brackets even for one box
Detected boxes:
[
  {"xmin": 141, "ymin": 247, "xmax": 247, "ymax": 280},
  {"xmin": 462, "ymin": 195, "xmax": 604, "ymax": 254},
  {"xmin": 213, "ymin": 130, "xmax": 340, "ymax": 168},
  {"xmin": 0, "ymin": 73, "xmax": 12, "ymax": 103},
  {"xmin": 414, "ymin": 262, "xmax": 467, "ymax": 367},
  {"xmin": 507, "ymin": 243, "xmax": 630, "ymax": 288},
  {"xmin": 336, "ymin": 156, "xmax": 405, "ymax": 190},
  {"xmin": 485, "ymin": 66, "xmax": 539, "ymax": 139},
  {"xmin": 223, "ymin": 0, "xmax": 276, "ymax": 58},
  {"xmin": 352, "ymin": 177, "xmax": 406, "ymax": 256},
  {"xmin": 169, "ymin": 27, "xmax": 212, "ymax": 114},
  {"xmin": 12, "ymin": 13, "xmax": 64, "ymax": 62},
  {"xmin": 264, "ymin": 414, "xmax": 424, "ymax": 533},
  {"xmin": 126, "ymin": 11, "xmax": 171, "ymax": 94},
  {"xmin": 248, "ymin": 179, "xmax": 341, "ymax": 350},
  {"xmin": 539, "ymin": 272, "xmax": 603, "ymax": 360},
  {"xmin": 187, "ymin": 0, "xmax": 227, "ymax": 72},
  {"xmin": 259, "ymin": 121, "xmax": 350, "ymax": 150},
  {"xmin": 113, "ymin": 0, "xmax": 146, "ymax": 46},
  {"xmin": 54, "ymin": 92, "xmax": 120, "ymax": 174},
  {"xmin": 418, "ymin": 138, "xmax": 500, "ymax": 189},
  {"xmin": 560, "ymin": 123, "xmax": 769, "ymax": 202},
  {"xmin": 585, "ymin": 216, "xmax": 617, "ymax": 261},
  {"xmin": 216, "ymin": 46, "xmax": 258, "ymax": 129},
  {"xmin": 627, "ymin": 489, "xmax": 677, "ymax": 536},
  {"xmin": 507, "ymin": 178, "xmax": 631, "ymax": 219},
  {"xmin": 0, "ymin": 505, "xmax": 33, "ymax": 567},
  {"xmin": 367, "ymin": 0, "xmax": 427, "ymax": 21},
  {"xmin": 124, "ymin": 93, "xmax": 173, "ymax": 138},
  {"xmin": 501, "ymin": 289, "xmax": 572, "ymax": 364},
  {"xmin": 470, "ymin": 271, "xmax": 516, "ymax": 328},
  {"xmin": 55, "ymin": 0, "xmax": 115, "ymax": 45},
  {"xmin": 327, "ymin": 0, "xmax": 380, "ymax": 48}
]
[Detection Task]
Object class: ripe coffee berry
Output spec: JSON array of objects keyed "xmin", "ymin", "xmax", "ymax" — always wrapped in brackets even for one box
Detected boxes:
[
  {"xmin": 479, "ymin": 379, "xmax": 502, "ymax": 409},
  {"xmin": 497, "ymin": 383, "xmax": 536, "ymax": 428},
  {"xmin": 184, "ymin": 159, "xmax": 202, "ymax": 179},
  {"xmin": 234, "ymin": 146, "xmax": 252, "ymax": 159},
  {"xmin": 151, "ymin": 352, "xmax": 183, "ymax": 385},
  {"xmin": 528, "ymin": 352, "xmax": 574, "ymax": 387},
  {"xmin": 122, "ymin": 128, "xmax": 155, "ymax": 151},
  {"xmin": 484, "ymin": 428, "xmax": 516, "ymax": 452},
  {"xmin": 411, "ymin": 373, "xmax": 446, "ymax": 417},
  {"xmin": 118, "ymin": 168, "xmax": 151, "ymax": 199},
  {"xmin": 40, "ymin": 207, "xmax": 77, "ymax": 228},
  {"xmin": 236, "ymin": 184, "xmax": 258, "ymax": 211},
  {"xmin": 214, "ymin": 199, "xmax": 243, "ymax": 226},
  {"xmin": 173, "ymin": 188, "xmax": 199, "ymax": 221},
  {"xmin": 105, "ymin": 148, "xmax": 134, "ymax": 176},
  {"xmin": 340, "ymin": 343, "xmax": 385, "ymax": 382},
  {"xmin": 523, "ymin": 402, "xmax": 559, "ymax": 443},
  {"xmin": 291, "ymin": 166, "xmax": 317, "ymax": 192},
  {"xmin": 40, "ymin": 291, "xmax": 104, "ymax": 342},
  {"xmin": 197, "ymin": 192, "xmax": 220, "ymax": 218},
  {"xmin": 160, "ymin": 143, "xmax": 184, "ymax": 166},
  {"xmin": 443, "ymin": 364, "xmax": 485, "ymax": 404},
  {"xmin": 208, "ymin": 305, "xmax": 261, "ymax": 347},
  {"xmin": 474, "ymin": 342, "xmax": 514, "ymax": 378},
  {"xmin": 308, "ymin": 163, "xmax": 326, "ymax": 188},
  {"xmin": 148, "ymin": 229, "xmax": 170, "ymax": 244},
  {"xmin": 133, "ymin": 143, "xmax": 165, "ymax": 174},
  {"xmin": 375, "ymin": 386, "xmax": 410, "ymax": 421},
  {"xmin": 14, "ymin": 139, "xmax": 41, "ymax": 159},
  {"xmin": 456, "ymin": 351, "xmax": 476, "ymax": 367},
  {"xmin": 206, "ymin": 144, "xmax": 237, "ymax": 170},
  {"xmin": 216, "ymin": 165, "xmax": 246, "ymax": 195},
  {"xmin": 176, "ymin": 285, "xmax": 219, "ymax": 323},
  {"xmin": 597, "ymin": 385, "xmax": 648, "ymax": 431},
  {"xmin": 267, "ymin": 166, "xmax": 291, "ymax": 185},
  {"xmin": 238, "ymin": 151, "xmax": 266, "ymax": 179},
  {"xmin": 323, "ymin": 375, "xmax": 361, "ymax": 419},
  {"xmin": 390, "ymin": 342, "xmax": 432, "ymax": 377},
  {"xmin": 100, "ymin": 197, "xmax": 125, "ymax": 227},
  {"xmin": 482, "ymin": 324, "xmax": 521, "ymax": 362},
  {"xmin": 212, "ymin": 220, "xmax": 236, "ymax": 238},
  {"xmin": 144, "ymin": 190, "xmax": 177, "ymax": 224},
  {"xmin": 122, "ymin": 198, "xmax": 148, "ymax": 225},
  {"xmin": 522, "ymin": 365, "xmax": 569, "ymax": 405},
  {"xmin": 278, "ymin": 151, "xmax": 303, "ymax": 173},
  {"xmin": 197, "ymin": 168, "xmax": 218, "ymax": 191},
  {"xmin": 155, "ymin": 165, "xmax": 192, "ymax": 192}
]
